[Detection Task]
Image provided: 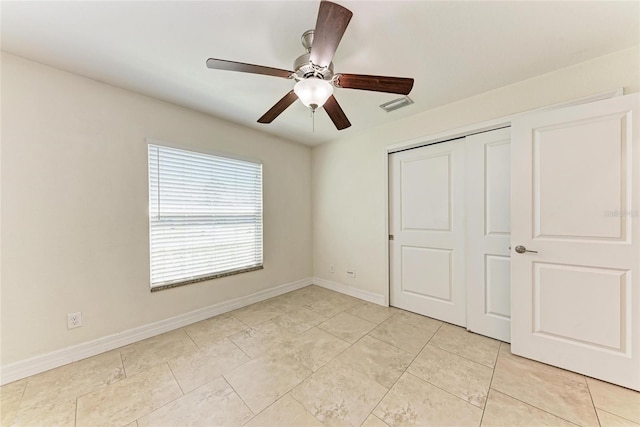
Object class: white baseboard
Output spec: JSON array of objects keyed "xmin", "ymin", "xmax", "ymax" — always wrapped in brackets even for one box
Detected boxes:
[
  {"xmin": 312, "ymin": 277, "xmax": 386, "ymax": 306},
  {"xmin": 0, "ymin": 277, "xmax": 312, "ymax": 385}
]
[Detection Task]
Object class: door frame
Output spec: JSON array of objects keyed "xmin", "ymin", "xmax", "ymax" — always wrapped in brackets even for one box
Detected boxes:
[{"xmin": 382, "ymin": 88, "xmax": 623, "ymax": 307}]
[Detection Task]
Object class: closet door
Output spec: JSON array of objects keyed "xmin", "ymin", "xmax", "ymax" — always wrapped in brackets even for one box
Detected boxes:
[
  {"xmin": 465, "ymin": 128, "xmax": 512, "ymax": 342},
  {"xmin": 389, "ymin": 139, "xmax": 466, "ymax": 326},
  {"xmin": 511, "ymin": 93, "xmax": 640, "ymax": 390}
]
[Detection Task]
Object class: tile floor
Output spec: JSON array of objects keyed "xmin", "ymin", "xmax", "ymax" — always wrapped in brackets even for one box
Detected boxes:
[{"xmin": 2, "ymin": 285, "xmax": 639, "ymax": 427}]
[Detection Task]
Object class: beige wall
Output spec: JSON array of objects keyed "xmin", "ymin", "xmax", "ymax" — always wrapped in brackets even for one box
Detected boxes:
[
  {"xmin": 0, "ymin": 53, "xmax": 312, "ymax": 365},
  {"xmin": 2, "ymin": 45, "xmax": 639, "ymax": 368},
  {"xmin": 311, "ymin": 46, "xmax": 640, "ymax": 299}
]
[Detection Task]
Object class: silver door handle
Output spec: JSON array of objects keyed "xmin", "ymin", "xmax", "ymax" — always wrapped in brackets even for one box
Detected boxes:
[{"xmin": 514, "ymin": 245, "xmax": 537, "ymax": 254}]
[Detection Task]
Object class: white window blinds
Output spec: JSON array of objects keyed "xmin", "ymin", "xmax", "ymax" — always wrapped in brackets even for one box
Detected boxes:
[{"xmin": 148, "ymin": 144, "xmax": 263, "ymax": 289}]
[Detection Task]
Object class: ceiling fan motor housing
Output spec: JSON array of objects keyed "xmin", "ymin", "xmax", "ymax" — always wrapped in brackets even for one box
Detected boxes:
[{"xmin": 294, "ymin": 30, "xmax": 334, "ymax": 81}]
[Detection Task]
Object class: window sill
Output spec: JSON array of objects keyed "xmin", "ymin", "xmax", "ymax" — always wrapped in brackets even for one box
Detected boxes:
[{"xmin": 150, "ymin": 265, "xmax": 264, "ymax": 292}]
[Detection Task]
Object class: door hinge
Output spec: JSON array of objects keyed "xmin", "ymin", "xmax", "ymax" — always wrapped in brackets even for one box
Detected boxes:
[{"xmin": 389, "ymin": 235, "xmax": 394, "ymax": 240}]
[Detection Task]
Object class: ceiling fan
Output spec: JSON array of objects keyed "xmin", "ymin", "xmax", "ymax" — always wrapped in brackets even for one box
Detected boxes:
[{"xmin": 205, "ymin": 0, "xmax": 414, "ymax": 131}]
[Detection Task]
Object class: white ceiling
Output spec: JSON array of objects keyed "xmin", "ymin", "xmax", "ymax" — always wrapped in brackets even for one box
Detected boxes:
[{"xmin": 2, "ymin": 1, "xmax": 639, "ymax": 146}]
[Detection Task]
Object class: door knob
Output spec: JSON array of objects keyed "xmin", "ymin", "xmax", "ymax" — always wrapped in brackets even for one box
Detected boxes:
[{"xmin": 515, "ymin": 245, "xmax": 537, "ymax": 254}]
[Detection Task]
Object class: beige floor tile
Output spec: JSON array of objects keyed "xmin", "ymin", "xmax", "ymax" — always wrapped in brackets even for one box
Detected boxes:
[
  {"xmin": 346, "ymin": 302, "xmax": 397, "ymax": 324},
  {"xmin": 76, "ymin": 363, "xmax": 182, "ymax": 427},
  {"xmin": 408, "ymin": 344, "xmax": 492, "ymax": 408},
  {"xmin": 183, "ymin": 314, "xmax": 248, "ymax": 348},
  {"xmin": 0, "ymin": 378, "xmax": 27, "ymax": 397},
  {"xmin": 168, "ymin": 338, "xmax": 250, "ymax": 393},
  {"xmin": 391, "ymin": 310, "xmax": 442, "ymax": 333},
  {"xmin": 318, "ymin": 312, "xmax": 377, "ymax": 343},
  {"xmin": 276, "ymin": 292, "xmax": 316, "ymax": 309},
  {"xmin": 271, "ymin": 306, "xmax": 327, "ymax": 334},
  {"xmin": 335, "ymin": 335, "xmax": 413, "ymax": 388},
  {"xmin": 228, "ymin": 320, "xmax": 294, "ymax": 358},
  {"xmin": 121, "ymin": 329, "xmax": 198, "ymax": 377},
  {"xmin": 291, "ymin": 359, "xmax": 388, "ymax": 427},
  {"xmin": 587, "ymin": 377, "xmax": 640, "ymax": 424},
  {"xmin": 286, "ymin": 285, "xmax": 336, "ymax": 307},
  {"xmin": 492, "ymin": 356, "xmax": 599, "ymax": 426},
  {"xmin": 304, "ymin": 293, "xmax": 361, "ymax": 317},
  {"xmin": 361, "ymin": 414, "xmax": 390, "ymax": 427},
  {"xmin": 481, "ymin": 389, "xmax": 575, "ymax": 427},
  {"xmin": 231, "ymin": 300, "xmax": 284, "ymax": 326},
  {"xmin": 499, "ymin": 343, "xmax": 585, "ymax": 384},
  {"xmin": 597, "ymin": 408, "xmax": 640, "ymax": 427},
  {"xmin": 429, "ymin": 324, "xmax": 500, "ymax": 367},
  {"xmin": 224, "ymin": 353, "xmax": 312, "ymax": 413},
  {"xmin": 0, "ymin": 379, "xmax": 27, "ymax": 426},
  {"xmin": 267, "ymin": 327, "xmax": 350, "ymax": 371},
  {"xmin": 287, "ymin": 285, "xmax": 332, "ymax": 302},
  {"xmin": 20, "ymin": 350, "xmax": 124, "ymax": 407},
  {"xmin": 11, "ymin": 398, "xmax": 76, "ymax": 427},
  {"xmin": 245, "ymin": 394, "xmax": 324, "ymax": 427},
  {"xmin": 304, "ymin": 285, "xmax": 337, "ymax": 297},
  {"xmin": 137, "ymin": 376, "xmax": 253, "ymax": 427},
  {"xmin": 265, "ymin": 292, "xmax": 310, "ymax": 313},
  {"xmin": 9, "ymin": 287, "xmax": 624, "ymax": 427},
  {"xmin": 368, "ymin": 315, "xmax": 435, "ymax": 355},
  {"xmin": 373, "ymin": 372, "xmax": 482, "ymax": 427}
]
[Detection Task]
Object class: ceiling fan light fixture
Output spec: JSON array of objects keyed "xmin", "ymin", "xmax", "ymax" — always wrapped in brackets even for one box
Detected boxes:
[
  {"xmin": 294, "ymin": 78, "xmax": 333, "ymax": 110},
  {"xmin": 206, "ymin": 1, "xmax": 413, "ymax": 130}
]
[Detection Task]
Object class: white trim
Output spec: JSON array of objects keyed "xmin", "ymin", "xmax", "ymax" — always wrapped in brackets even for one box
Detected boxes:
[
  {"xmin": 382, "ymin": 147, "xmax": 391, "ymax": 307},
  {"xmin": 382, "ymin": 87, "xmax": 623, "ymax": 309},
  {"xmin": 313, "ymin": 277, "xmax": 386, "ymax": 306},
  {"xmin": 0, "ymin": 277, "xmax": 312, "ymax": 385},
  {"xmin": 145, "ymin": 137, "xmax": 263, "ymax": 165},
  {"xmin": 385, "ymin": 87, "xmax": 623, "ymax": 154}
]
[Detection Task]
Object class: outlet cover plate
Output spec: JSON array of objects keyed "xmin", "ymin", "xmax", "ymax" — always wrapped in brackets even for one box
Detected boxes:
[{"xmin": 67, "ymin": 312, "xmax": 82, "ymax": 329}]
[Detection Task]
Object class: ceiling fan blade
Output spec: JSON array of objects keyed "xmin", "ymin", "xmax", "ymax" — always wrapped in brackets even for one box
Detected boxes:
[
  {"xmin": 206, "ymin": 58, "xmax": 293, "ymax": 79},
  {"xmin": 335, "ymin": 73, "xmax": 414, "ymax": 95},
  {"xmin": 324, "ymin": 95, "xmax": 351, "ymax": 130},
  {"xmin": 257, "ymin": 91, "xmax": 298, "ymax": 124},
  {"xmin": 309, "ymin": 0, "xmax": 353, "ymax": 68}
]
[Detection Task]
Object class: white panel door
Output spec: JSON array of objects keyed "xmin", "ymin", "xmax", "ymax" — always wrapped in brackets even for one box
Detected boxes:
[
  {"xmin": 466, "ymin": 128, "xmax": 512, "ymax": 342},
  {"xmin": 511, "ymin": 94, "xmax": 640, "ymax": 390},
  {"xmin": 389, "ymin": 139, "xmax": 466, "ymax": 326}
]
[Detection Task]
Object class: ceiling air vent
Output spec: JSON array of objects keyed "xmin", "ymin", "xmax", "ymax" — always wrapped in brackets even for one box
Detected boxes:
[{"xmin": 380, "ymin": 96, "xmax": 414, "ymax": 112}]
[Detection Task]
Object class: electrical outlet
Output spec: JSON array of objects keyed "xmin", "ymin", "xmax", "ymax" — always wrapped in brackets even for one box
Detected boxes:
[
  {"xmin": 330, "ymin": 265, "xmax": 335, "ymax": 273},
  {"xmin": 67, "ymin": 312, "xmax": 82, "ymax": 329},
  {"xmin": 347, "ymin": 269, "xmax": 356, "ymax": 279}
]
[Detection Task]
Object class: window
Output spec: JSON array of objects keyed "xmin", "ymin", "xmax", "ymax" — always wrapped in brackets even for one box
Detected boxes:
[{"xmin": 148, "ymin": 143, "xmax": 263, "ymax": 290}]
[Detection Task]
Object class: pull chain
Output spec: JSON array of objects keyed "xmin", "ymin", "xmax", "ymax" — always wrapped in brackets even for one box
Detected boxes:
[{"xmin": 310, "ymin": 106, "xmax": 316, "ymax": 133}]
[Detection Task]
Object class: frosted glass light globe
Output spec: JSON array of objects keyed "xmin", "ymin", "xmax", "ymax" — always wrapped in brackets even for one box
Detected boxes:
[{"xmin": 294, "ymin": 78, "xmax": 334, "ymax": 110}]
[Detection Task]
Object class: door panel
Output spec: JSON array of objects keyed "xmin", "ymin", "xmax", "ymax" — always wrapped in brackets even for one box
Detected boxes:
[
  {"xmin": 511, "ymin": 94, "xmax": 639, "ymax": 391},
  {"xmin": 401, "ymin": 154, "xmax": 451, "ymax": 230},
  {"xmin": 485, "ymin": 141, "xmax": 511, "ymax": 235},
  {"xmin": 466, "ymin": 128, "xmax": 512, "ymax": 341},
  {"xmin": 533, "ymin": 263, "xmax": 627, "ymax": 351},
  {"xmin": 485, "ymin": 254, "xmax": 511, "ymax": 319},
  {"xmin": 390, "ymin": 139, "xmax": 466, "ymax": 326},
  {"xmin": 534, "ymin": 114, "xmax": 628, "ymax": 240},
  {"xmin": 402, "ymin": 247, "xmax": 452, "ymax": 300}
]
